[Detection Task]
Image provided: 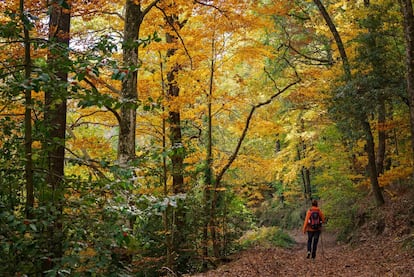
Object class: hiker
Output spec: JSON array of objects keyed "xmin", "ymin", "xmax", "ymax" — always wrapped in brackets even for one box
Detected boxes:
[{"xmin": 302, "ymin": 199, "xmax": 326, "ymax": 259}]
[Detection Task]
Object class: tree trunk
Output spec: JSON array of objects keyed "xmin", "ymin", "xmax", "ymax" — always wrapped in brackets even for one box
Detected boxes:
[
  {"xmin": 363, "ymin": 0, "xmax": 387, "ymax": 177},
  {"xmin": 118, "ymin": 0, "xmax": 142, "ymax": 165},
  {"xmin": 297, "ymin": 137, "xmax": 312, "ymax": 201},
  {"xmin": 398, "ymin": 0, "xmax": 414, "ymax": 165},
  {"xmin": 20, "ymin": 0, "xmax": 34, "ymax": 219},
  {"xmin": 165, "ymin": 13, "xmax": 186, "ymax": 269},
  {"xmin": 362, "ymin": 120, "xmax": 385, "ymax": 206},
  {"xmin": 203, "ymin": 41, "xmax": 215, "ymax": 267},
  {"xmin": 166, "ymin": 30, "xmax": 185, "ymax": 194},
  {"xmin": 118, "ymin": 0, "xmax": 160, "ymax": 165},
  {"xmin": 159, "ymin": 56, "xmax": 173, "ymax": 271},
  {"xmin": 45, "ymin": 0, "xmax": 71, "ymax": 267},
  {"xmin": 314, "ymin": 0, "xmax": 385, "ymax": 205},
  {"xmin": 302, "ymin": 166, "xmax": 312, "ymax": 200},
  {"xmin": 313, "ymin": 0, "xmax": 351, "ymax": 78},
  {"xmin": 46, "ymin": 0, "xmax": 70, "ymax": 201},
  {"xmin": 377, "ymin": 100, "xmax": 386, "ymax": 175}
]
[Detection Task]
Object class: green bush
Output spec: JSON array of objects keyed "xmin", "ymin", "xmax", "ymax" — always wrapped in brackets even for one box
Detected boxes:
[
  {"xmin": 238, "ymin": 226, "xmax": 295, "ymax": 249},
  {"xmin": 255, "ymin": 199, "xmax": 304, "ymax": 229}
]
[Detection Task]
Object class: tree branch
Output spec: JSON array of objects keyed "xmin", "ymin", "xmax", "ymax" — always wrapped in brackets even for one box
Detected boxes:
[
  {"xmin": 313, "ymin": 0, "xmax": 351, "ymax": 78},
  {"xmin": 156, "ymin": 4, "xmax": 193, "ymax": 68},
  {"xmin": 215, "ymin": 73, "xmax": 301, "ymax": 186},
  {"xmin": 83, "ymin": 76, "xmax": 122, "ymax": 124},
  {"xmin": 194, "ymin": 0, "xmax": 226, "ymax": 13}
]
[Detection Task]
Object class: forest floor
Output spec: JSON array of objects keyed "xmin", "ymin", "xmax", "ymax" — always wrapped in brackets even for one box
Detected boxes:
[
  {"xmin": 190, "ymin": 229, "xmax": 414, "ymax": 277},
  {"xmin": 189, "ymin": 190, "xmax": 414, "ymax": 277}
]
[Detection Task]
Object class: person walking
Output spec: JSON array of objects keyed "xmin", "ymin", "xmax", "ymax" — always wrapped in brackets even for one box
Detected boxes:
[{"xmin": 302, "ymin": 199, "xmax": 326, "ymax": 259}]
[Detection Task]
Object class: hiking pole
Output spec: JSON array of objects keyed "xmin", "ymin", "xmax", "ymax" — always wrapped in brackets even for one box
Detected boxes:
[
  {"xmin": 320, "ymin": 228, "xmax": 325, "ymax": 258},
  {"xmin": 320, "ymin": 218, "xmax": 329, "ymax": 261}
]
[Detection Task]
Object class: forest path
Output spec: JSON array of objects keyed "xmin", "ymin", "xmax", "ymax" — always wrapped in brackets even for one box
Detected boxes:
[{"xmin": 189, "ymin": 229, "xmax": 414, "ymax": 277}]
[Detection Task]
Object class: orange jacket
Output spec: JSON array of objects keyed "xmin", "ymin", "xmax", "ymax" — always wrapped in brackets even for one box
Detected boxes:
[{"xmin": 302, "ymin": 206, "xmax": 325, "ymax": 233}]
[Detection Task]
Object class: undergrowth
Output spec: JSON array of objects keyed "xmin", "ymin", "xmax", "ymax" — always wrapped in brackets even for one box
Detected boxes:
[{"xmin": 238, "ymin": 226, "xmax": 295, "ymax": 249}]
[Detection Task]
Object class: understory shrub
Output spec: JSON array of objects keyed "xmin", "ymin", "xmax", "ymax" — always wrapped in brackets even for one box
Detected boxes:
[{"xmin": 238, "ymin": 226, "xmax": 295, "ymax": 249}]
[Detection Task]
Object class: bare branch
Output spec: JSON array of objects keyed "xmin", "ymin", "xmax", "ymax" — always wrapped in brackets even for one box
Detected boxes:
[
  {"xmin": 194, "ymin": 0, "xmax": 226, "ymax": 13},
  {"xmin": 215, "ymin": 74, "xmax": 301, "ymax": 185},
  {"xmin": 83, "ymin": 76, "xmax": 122, "ymax": 124},
  {"xmin": 284, "ymin": 42, "xmax": 333, "ymax": 65}
]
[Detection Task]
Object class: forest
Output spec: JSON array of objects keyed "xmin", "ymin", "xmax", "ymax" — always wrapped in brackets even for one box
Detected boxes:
[{"xmin": 1, "ymin": 0, "xmax": 414, "ymax": 276}]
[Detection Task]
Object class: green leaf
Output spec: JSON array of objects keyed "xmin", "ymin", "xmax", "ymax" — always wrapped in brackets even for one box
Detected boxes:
[
  {"xmin": 58, "ymin": 0, "xmax": 71, "ymax": 9},
  {"xmin": 29, "ymin": 223, "xmax": 37, "ymax": 232}
]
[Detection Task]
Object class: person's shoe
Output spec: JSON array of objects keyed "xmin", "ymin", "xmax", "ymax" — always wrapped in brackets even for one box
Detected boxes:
[
  {"xmin": 311, "ymin": 253, "xmax": 316, "ymax": 259},
  {"xmin": 307, "ymin": 251, "xmax": 311, "ymax": 259}
]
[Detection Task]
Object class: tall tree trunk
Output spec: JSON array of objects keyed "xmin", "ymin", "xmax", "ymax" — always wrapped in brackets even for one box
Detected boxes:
[
  {"xmin": 313, "ymin": 0, "xmax": 351, "ymax": 78},
  {"xmin": 315, "ymin": 0, "xmax": 384, "ymax": 205},
  {"xmin": 362, "ymin": 120, "xmax": 385, "ymax": 206},
  {"xmin": 166, "ymin": 31, "xmax": 184, "ymax": 194},
  {"xmin": 203, "ymin": 37, "xmax": 215, "ymax": 267},
  {"xmin": 398, "ymin": 0, "xmax": 414, "ymax": 165},
  {"xmin": 297, "ymin": 135, "xmax": 312, "ymax": 201},
  {"xmin": 45, "ymin": 0, "xmax": 71, "ymax": 266},
  {"xmin": 302, "ymin": 166, "xmax": 312, "ymax": 200},
  {"xmin": 118, "ymin": 0, "xmax": 160, "ymax": 165},
  {"xmin": 377, "ymin": 100, "xmax": 386, "ymax": 175},
  {"xmin": 118, "ymin": 0, "xmax": 142, "ymax": 165},
  {"xmin": 165, "ymin": 12, "xmax": 186, "ymax": 269},
  {"xmin": 46, "ymin": 0, "xmax": 70, "ymax": 201},
  {"xmin": 363, "ymin": 0, "xmax": 387, "ymax": 177},
  {"xmin": 20, "ymin": 0, "xmax": 34, "ymax": 219},
  {"xmin": 159, "ymin": 55, "xmax": 173, "ymax": 271}
]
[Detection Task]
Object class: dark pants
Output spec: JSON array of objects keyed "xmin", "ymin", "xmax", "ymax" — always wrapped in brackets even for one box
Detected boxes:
[{"xmin": 307, "ymin": 230, "xmax": 321, "ymax": 258}]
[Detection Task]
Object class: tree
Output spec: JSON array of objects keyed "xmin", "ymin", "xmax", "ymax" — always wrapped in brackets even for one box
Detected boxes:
[
  {"xmin": 314, "ymin": 0, "xmax": 385, "ymax": 206},
  {"xmin": 20, "ymin": 0, "xmax": 34, "ymax": 218},
  {"xmin": 398, "ymin": 0, "xmax": 414, "ymax": 165},
  {"xmin": 118, "ymin": 0, "xmax": 160, "ymax": 165},
  {"xmin": 43, "ymin": 0, "xmax": 71, "ymax": 265},
  {"xmin": 157, "ymin": 1, "xmax": 188, "ymax": 269}
]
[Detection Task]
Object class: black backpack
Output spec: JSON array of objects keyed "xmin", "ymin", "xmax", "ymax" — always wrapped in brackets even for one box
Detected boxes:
[{"xmin": 308, "ymin": 210, "xmax": 322, "ymax": 229}]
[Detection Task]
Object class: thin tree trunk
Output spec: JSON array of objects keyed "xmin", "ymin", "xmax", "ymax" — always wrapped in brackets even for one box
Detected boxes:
[
  {"xmin": 159, "ymin": 55, "xmax": 173, "ymax": 270},
  {"xmin": 20, "ymin": 0, "xmax": 34, "ymax": 219},
  {"xmin": 362, "ymin": 120, "xmax": 385, "ymax": 206},
  {"xmin": 203, "ymin": 35, "xmax": 215, "ymax": 267},
  {"xmin": 377, "ymin": 100, "xmax": 386, "ymax": 175},
  {"xmin": 313, "ymin": 0, "xmax": 351, "ymax": 78},
  {"xmin": 166, "ymin": 31, "xmax": 184, "ymax": 194},
  {"xmin": 398, "ymin": 0, "xmax": 414, "ymax": 165},
  {"xmin": 303, "ymin": 167, "xmax": 312, "ymax": 200},
  {"xmin": 297, "ymin": 136, "xmax": 312, "ymax": 201},
  {"xmin": 165, "ymin": 13, "xmax": 186, "ymax": 269}
]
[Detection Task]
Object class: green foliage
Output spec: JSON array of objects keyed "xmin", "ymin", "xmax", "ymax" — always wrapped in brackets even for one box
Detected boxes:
[
  {"xmin": 0, "ymin": 203, "xmax": 71, "ymax": 276},
  {"xmin": 238, "ymin": 226, "xmax": 295, "ymax": 249},
  {"xmin": 312, "ymin": 126, "xmax": 363, "ymax": 241},
  {"xmin": 255, "ymin": 198, "xmax": 304, "ymax": 230},
  {"xmin": 329, "ymin": 1, "xmax": 405, "ymax": 142},
  {"xmin": 0, "ymin": 19, "xmax": 21, "ymax": 39}
]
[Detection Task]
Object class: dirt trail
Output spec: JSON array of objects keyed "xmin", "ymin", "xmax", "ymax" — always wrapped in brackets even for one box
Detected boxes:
[{"xmin": 190, "ymin": 229, "xmax": 414, "ymax": 277}]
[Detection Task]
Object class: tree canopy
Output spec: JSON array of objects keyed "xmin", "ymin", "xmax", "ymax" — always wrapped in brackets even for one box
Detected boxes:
[{"xmin": 0, "ymin": 0, "xmax": 413, "ymax": 275}]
